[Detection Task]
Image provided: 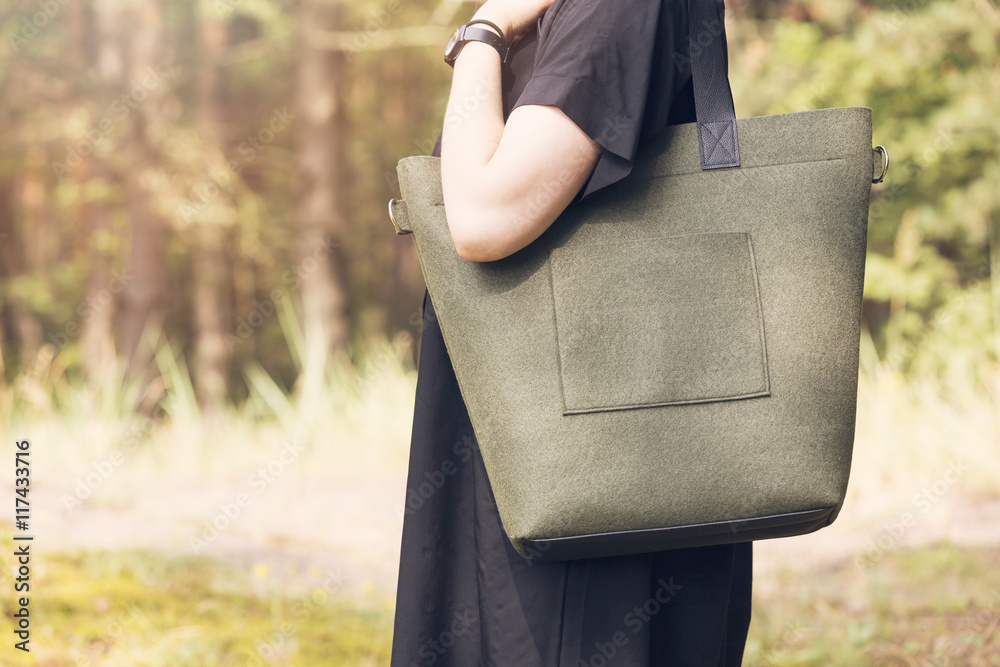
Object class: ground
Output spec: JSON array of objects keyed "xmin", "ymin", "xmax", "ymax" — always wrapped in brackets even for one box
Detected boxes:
[{"xmin": 2, "ymin": 370, "xmax": 999, "ymax": 664}]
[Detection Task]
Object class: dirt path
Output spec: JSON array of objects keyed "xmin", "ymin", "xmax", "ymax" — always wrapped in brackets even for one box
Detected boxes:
[
  {"xmin": 16, "ymin": 457, "xmax": 1000, "ymax": 605},
  {"xmin": 20, "ymin": 465, "xmax": 411, "ymax": 601},
  {"xmin": 10, "ymin": 373, "xmax": 1000, "ymax": 603}
]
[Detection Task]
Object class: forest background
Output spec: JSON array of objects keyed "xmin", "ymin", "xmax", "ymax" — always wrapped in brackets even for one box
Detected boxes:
[{"xmin": 1, "ymin": 0, "xmax": 999, "ymax": 665}]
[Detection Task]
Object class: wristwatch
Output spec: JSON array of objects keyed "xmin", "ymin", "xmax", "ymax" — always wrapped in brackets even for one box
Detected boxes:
[{"xmin": 444, "ymin": 19, "xmax": 508, "ymax": 67}]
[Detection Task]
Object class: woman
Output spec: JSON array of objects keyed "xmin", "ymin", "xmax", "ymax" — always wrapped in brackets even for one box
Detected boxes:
[{"xmin": 391, "ymin": 0, "xmax": 752, "ymax": 664}]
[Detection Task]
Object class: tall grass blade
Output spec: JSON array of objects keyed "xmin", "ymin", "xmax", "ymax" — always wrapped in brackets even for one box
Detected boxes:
[{"xmin": 153, "ymin": 334, "xmax": 199, "ymax": 422}]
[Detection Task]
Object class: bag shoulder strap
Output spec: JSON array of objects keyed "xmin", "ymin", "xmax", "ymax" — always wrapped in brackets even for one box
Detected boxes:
[{"xmin": 688, "ymin": 0, "xmax": 741, "ymax": 170}]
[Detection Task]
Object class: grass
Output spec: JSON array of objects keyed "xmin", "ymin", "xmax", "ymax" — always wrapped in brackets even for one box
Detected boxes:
[
  {"xmin": 0, "ymin": 309, "xmax": 998, "ymax": 665},
  {"xmin": 848, "ymin": 364, "xmax": 1000, "ymax": 517},
  {"xmin": 745, "ymin": 543, "xmax": 1000, "ymax": 667},
  {"xmin": 0, "ymin": 533, "xmax": 997, "ymax": 666},
  {"xmin": 0, "ymin": 530, "xmax": 394, "ymax": 666}
]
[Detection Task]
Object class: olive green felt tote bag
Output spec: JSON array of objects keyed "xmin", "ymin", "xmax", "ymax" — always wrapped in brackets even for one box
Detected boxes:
[{"xmin": 387, "ymin": 0, "xmax": 888, "ymax": 560}]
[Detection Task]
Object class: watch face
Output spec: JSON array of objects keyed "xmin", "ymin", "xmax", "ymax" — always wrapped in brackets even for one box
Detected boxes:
[{"xmin": 445, "ymin": 26, "xmax": 461, "ymax": 60}]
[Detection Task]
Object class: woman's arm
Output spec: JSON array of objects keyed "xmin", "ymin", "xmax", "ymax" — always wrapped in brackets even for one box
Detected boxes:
[{"xmin": 441, "ymin": 0, "xmax": 603, "ymax": 263}]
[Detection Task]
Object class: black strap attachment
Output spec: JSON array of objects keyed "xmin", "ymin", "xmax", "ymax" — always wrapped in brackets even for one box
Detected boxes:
[{"xmin": 688, "ymin": 0, "xmax": 741, "ymax": 170}]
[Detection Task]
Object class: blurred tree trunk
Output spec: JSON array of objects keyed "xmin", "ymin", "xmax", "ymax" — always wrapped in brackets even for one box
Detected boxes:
[
  {"xmin": 78, "ymin": 159, "xmax": 117, "ymax": 383},
  {"xmin": 0, "ymin": 175, "xmax": 15, "ymax": 381},
  {"xmin": 391, "ymin": 238, "xmax": 422, "ymax": 331},
  {"xmin": 192, "ymin": 11, "xmax": 232, "ymax": 411},
  {"xmin": 191, "ymin": 224, "xmax": 230, "ymax": 409},
  {"xmin": 294, "ymin": 0, "xmax": 351, "ymax": 361},
  {"xmin": 76, "ymin": 0, "xmax": 117, "ymax": 383},
  {"xmin": 11, "ymin": 150, "xmax": 48, "ymax": 373},
  {"xmin": 118, "ymin": 0, "xmax": 167, "ymax": 397}
]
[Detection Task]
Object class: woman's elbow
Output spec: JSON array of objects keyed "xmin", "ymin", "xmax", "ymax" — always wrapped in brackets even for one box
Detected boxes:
[
  {"xmin": 447, "ymin": 205, "xmax": 514, "ymax": 263},
  {"xmin": 454, "ymin": 239, "xmax": 501, "ymax": 263}
]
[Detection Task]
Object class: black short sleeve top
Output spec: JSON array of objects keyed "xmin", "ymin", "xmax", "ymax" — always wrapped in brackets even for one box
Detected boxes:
[{"xmin": 433, "ymin": 0, "xmax": 729, "ymax": 203}]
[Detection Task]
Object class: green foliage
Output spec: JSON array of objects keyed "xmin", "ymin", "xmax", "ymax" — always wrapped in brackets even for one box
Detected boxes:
[
  {"xmin": 728, "ymin": 0, "xmax": 1000, "ymax": 388},
  {"xmin": 0, "ymin": 0, "xmax": 445, "ymax": 397},
  {"xmin": 0, "ymin": 0, "xmax": 996, "ymax": 402}
]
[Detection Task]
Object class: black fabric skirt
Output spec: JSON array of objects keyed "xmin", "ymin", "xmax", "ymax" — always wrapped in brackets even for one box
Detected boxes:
[{"xmin": 389, "ymin": 289, "xmax": 753, "ymax": 667}]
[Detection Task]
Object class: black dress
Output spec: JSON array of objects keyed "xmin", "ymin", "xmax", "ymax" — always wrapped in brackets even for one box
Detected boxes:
[{"xmin": 390, "ymin": 1, "xmax": 752, "ymax": 665}]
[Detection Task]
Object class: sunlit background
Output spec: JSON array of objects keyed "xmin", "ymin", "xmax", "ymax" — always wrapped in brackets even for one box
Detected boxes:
[{"xmin": 0, "ymin": 0, "xmax": 998, "ymax": 664}]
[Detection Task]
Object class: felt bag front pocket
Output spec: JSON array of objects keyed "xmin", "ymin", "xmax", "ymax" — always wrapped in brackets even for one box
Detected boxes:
[{"xmin": 548, "ymin": 231, "xmax": 771, "ymax": 415}]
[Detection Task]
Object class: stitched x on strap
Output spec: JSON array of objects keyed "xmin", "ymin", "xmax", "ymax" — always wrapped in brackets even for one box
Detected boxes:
[{"xmin": 698, "ymin": 119, "xmax": 740, "ymax": 169}]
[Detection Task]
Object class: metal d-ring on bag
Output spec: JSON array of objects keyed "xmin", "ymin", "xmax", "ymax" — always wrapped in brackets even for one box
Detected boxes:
[{"xmin": 387, "ymin": 0, "xmax": 888, "ymax": 560}]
